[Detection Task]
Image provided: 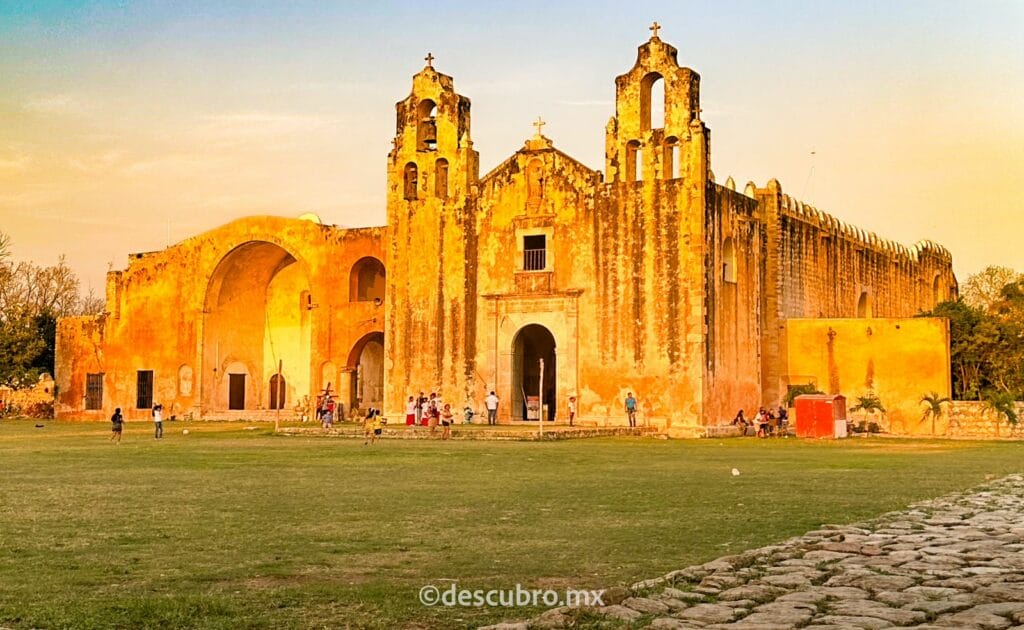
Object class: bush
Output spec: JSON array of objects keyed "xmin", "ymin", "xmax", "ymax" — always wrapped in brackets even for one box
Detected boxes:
[
  {"xmin": 784, "ymin": 383, "xmax": 823, "ymax": 407},
  {"xmin": 23, "ymin": 400, "xmax": 53, "ymax": 419}
]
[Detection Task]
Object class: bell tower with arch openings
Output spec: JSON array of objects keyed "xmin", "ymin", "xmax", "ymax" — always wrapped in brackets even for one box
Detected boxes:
[
  {"xmin": 385, "ymin": 53, "xmax": 480, "ymax": 418},
  {"xmin": 599, "ymin": 24, "xmax": 713, "ymax": 420}
]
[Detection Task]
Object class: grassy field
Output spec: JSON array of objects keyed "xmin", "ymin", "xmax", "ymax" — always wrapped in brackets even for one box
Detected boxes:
[{"xmin": 0, "ymin": 419, "xmax": 1021, "ymax": 629}]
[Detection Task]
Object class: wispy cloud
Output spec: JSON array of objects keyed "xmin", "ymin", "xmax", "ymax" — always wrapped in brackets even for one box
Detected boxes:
[
  {"xmin": 195, "ymin": 111, "xmax": 343, "ymax": 141},
  {"xmin": 23, "ymin": 94, "xmax": 92, "ymax": 116}
]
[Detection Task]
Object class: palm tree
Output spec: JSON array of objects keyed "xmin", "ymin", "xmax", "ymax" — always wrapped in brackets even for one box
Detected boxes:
[
  {"xmin": 982, "ymin": 391, "xmax": 1019, "ymax": 437},
  {"xmin": 850, "ymin": 392, "xmax": 886, "ymax": 432},
  {"xmin": 920, "ymin": 392, "xmax": 952, "ymax": 436}
]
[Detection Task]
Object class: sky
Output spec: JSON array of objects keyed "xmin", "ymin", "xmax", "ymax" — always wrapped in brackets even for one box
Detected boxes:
[{"xmin": 1, "ymin": 1, "xmax": 1022, "ymax": 294}]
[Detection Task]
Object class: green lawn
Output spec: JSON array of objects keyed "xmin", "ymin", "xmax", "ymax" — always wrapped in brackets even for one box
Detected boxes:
[{"xmin": 0, "ymin": 419, "xmax": 1020, "ymax": 629}]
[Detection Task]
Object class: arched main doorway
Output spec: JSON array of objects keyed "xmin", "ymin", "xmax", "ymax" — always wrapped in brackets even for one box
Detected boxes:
[
  {"xmin": 347, "ymin": 332, "xmax": 384, "ymax": 414},
  {"xmin": 512, "ymin": 324, "xmax": 556, "ymax": 421},
  {"xmin": 202, "ymin": 241, "xmax": 311, "ymax": 412}
]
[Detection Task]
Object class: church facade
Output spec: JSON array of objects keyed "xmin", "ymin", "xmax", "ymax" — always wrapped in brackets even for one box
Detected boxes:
[{"xmin": 55, "ymin": 30, "xmax": 956, "ymax": 429}]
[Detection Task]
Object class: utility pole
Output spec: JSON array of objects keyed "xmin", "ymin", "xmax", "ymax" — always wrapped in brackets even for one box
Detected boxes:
[
  {"xmin": 275, "ymin": 359, "xmax": 282, "ymax": 433},
  {"xmin": 538, "ymin": 358, "xmax": 544, "ymax": 438}
]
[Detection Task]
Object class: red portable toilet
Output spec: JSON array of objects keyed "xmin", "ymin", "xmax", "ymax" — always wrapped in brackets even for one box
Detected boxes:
[{"xmin": 794, "ymin": 394, "xmax": 847, "ymax": 438}]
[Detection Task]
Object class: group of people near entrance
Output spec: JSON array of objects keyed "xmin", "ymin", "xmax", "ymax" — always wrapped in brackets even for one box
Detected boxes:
[
  {"xmin": 731, "ymin": 405, "xmax": 789, "ymax": 437},
  {"xmin": 404, "ymin": 392, "xmax": 454, "ymax": 440}
]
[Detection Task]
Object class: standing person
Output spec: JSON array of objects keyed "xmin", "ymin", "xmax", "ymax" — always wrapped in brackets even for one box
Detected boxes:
[
  {"xmin": 110, "ymin": 407, "xmax": 124, "ymax": 443},
  {"xmin": 440, "ymin": 403, "xmax": 454, "ymax": 440},
  {"xmin": 625, "ymin": 392, "xmax": 638, "ymax": 427},
  {"xmin": 405, "ymin": 396, "xmax": 417, "ymax": 426},
  {"xmin": 485, "ymin": 391, "xmax": 499, "ymax": 425},
  {"xmin": 420, "ymin": 395, "xmax": 430, "ymax": 427},
  {"xmin": 756, "ymin": 407, "xmax": 770, "ymax": 438},
  {"xmin": 428, "ymin": 394, "xmax": 439, "ymax": 436},
  {"xmin": 568, "ymin": 396, "xmax": 577, "ymax": 427},
  {"xmin": 152, "ymin": 403, "xmax": 163, "ymax": 439},
  {"xmin": 776, "ymin": 404, "xmax": 789, "ymax": 435},
  {"xmin": 415, "ymin": 391, "xmax": 425, "ymax": 425}
]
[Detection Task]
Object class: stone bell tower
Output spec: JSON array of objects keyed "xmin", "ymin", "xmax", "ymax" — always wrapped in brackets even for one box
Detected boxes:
[
  {"xmin": 384, "ymin": 54, "xmax": 480, "ymax": 417},
  {"xmin": 599, "ymin": 24, "xmax": 712, "ymax": 423}
]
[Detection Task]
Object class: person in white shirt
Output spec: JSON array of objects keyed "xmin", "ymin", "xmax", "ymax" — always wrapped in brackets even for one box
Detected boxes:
[
  {"xmin": 405, "ymin": 396, "xmax": 417, "ymax": 426},
  {"xmin": 152, "ymin": 403, "xmax": 164, "ymax": 439},
  {"xmin": 484, "ymin": 391, "xmax": 499, "ymax": 425}
]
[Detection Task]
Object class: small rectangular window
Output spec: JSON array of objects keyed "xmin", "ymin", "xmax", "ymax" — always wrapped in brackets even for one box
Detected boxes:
[
  {"xmin": 136, "ymin": 370, "xmax": 153, "ymax": 409},
  {"xmin": 85, "ymin": 373, "xmax": 103, "ymax": 410},
  {"xmin": 523, "ymin": 235, "xmax": 546, "ymax": 271}
]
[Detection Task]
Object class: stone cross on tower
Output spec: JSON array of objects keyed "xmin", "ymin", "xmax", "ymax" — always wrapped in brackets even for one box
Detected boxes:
[
  {"xmin": 532, "ymin": 116, "xmax": 545, "ymax": 137},
  {"xmin": 424, "ymin": 52, "xmax": 434, "ymax": 67},
  {"xmin": 649, "ymin": 21, "xmax": 661, "ymax": 38}
]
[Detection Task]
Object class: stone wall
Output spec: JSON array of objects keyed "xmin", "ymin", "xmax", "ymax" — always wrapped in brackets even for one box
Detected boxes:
[
  {"xmin": 0, "ymin": 374, "xmax": 56, "ymax": 415},
  {"xmin": 55, "ymin": 216, "xmax": 385, "ymax": 420},
  {"xmin": 781, "ymin": 318, "xmax": 951, "ymax": 435},
  {"xmin": 946, "ymin": 401, "xmax": 1024, "ymax": 438}
]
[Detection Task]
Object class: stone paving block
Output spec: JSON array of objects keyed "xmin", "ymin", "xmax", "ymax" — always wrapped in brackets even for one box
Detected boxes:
[
  {"xmin": 595, "ymin": 604, "xmax": 642, "ymax": 621},
  {"xmin": 828, "ymin": 599, "xmax": 926, "ymax": 625},
  {"xmin": 813, "ymin": 615, "xmax": 893, "ymax": 629},
  {"xmin": 931, "ymin": 608, "xmax": 1013, "ymax": 629},
  {"xmin": 675, "ymin": 603, "xmax": 737, "ymax": 624},
  {"xmin": 717, "ymin": 585, "xmax": 783, "ymax": 603},
  {"xmin": 622, "ymin": 596, "xmax": 670, "ymax": 615}
]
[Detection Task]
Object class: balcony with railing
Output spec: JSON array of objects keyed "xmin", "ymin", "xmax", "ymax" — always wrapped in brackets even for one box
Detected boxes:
[{"xmin": 523, "ymin": 248, "xmax": 546, "ymax": 271}]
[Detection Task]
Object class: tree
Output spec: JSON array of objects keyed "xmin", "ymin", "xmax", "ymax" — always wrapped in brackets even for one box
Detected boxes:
[
  {"xmin": 0, "ymin": 231, "xmax": 100, "ymax": 385},
  {"xmin": 851, "ymin": 392, "xmax": 886, "ymax": 431},
  {"xmin": 961, "ymin": 266, "xmax": 1023, "ymax": 311},
  {"xmin": 920, "ymin": 391, "xmax": 951, "ymax": 435},
  {"xmin": 982, "ymin": 390, "xmax": 1019, "ymax": 437},
  {"xmin": 783, "ymin": 382, "xmax": 823, "ymax": 407}
]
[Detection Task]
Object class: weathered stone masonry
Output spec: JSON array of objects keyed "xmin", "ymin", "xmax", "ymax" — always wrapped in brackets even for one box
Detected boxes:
[{"xmin": 55, "ymin": 30, "xmax": 955, "ymax": 428}]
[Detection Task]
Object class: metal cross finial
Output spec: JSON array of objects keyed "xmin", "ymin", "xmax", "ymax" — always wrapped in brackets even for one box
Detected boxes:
[
  {"xmin": 424, "ymin": 52, "xmax": 434, "ymax": 67},
  {"xmin": 649, "ymin": 21, "xmax": 661, "ymax": 38},
  {"xmin": 533, "ymin": 116, "xmax": 545, "ymax": 136}
]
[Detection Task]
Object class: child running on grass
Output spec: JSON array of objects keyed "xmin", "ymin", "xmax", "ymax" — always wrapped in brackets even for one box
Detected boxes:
[
  {"xmin": 363, "ymin": 409, "xmax": 384, "ymax": 446},
  {"xmin": 110, "ymin": 407, "xmax": 124, "ymax": 443}
]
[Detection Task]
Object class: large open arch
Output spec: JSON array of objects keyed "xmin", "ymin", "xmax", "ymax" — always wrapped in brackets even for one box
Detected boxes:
[
  {"xmin": 201, "ymin": 241, "xmax": 311, "ymax": 413},
  {"xmin": 511, "ymin": 324, "xmax": 556, "ymax": 421}
]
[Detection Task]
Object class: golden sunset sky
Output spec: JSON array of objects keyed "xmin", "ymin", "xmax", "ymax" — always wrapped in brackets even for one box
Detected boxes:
[{"xmin": 2, "ymin": 1, "xmax": 1022, "ymax": 293}]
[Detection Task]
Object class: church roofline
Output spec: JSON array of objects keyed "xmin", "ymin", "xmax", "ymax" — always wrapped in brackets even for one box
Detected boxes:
[{"xmin": 478, "ymin": 143, "xmax": 601, "ymax": 186}]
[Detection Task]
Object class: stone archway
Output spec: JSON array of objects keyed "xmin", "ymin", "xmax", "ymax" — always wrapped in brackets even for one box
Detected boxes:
[
  {"xmin": 202, "ymin": 241, "xmax": 311, "ymax": 413},
  {"xmin": 346, "ymin": 332, "xmax": 384, "ymax": 414},
  {"xmin": 511, "ymin": 324, "xmax": 556, "ymax": 421}
]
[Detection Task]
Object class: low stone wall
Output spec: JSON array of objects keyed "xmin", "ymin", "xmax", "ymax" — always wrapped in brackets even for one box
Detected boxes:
[
  {"xmin": 0, "ymin": 375, "xmax": 56, "ymax": 417},
  {"xmin": 946, "ymin": 401, "xmax": 1024, "ymax": 439}
]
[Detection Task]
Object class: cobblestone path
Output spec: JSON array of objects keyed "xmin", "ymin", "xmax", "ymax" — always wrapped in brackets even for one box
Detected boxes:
[{"xmin": 486, "ymin": 474, "xmax": 1024, "ymax": 629}]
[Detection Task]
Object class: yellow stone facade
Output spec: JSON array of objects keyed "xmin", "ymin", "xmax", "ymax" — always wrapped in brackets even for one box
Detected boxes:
[{"xmin": 56, "ymin": 32, "xmax": 956, "ymax": 428}]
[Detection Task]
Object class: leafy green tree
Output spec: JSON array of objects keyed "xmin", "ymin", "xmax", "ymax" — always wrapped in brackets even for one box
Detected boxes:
[
  {"xmin": 0, "ymin": 231, "xmax": 99, "ymax": 385},
  {"xmin": 783, "ymin": 383, "xmax": 823, "ymax": 407},
  {"xmin": 920, "ymin": 391, "xmax": 951, "ymax": 435}
]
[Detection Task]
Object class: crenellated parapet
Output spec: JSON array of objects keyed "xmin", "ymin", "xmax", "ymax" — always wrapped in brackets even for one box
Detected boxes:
[{"xmin": 750, "ymin": 179, "xmax": 953, "ymax": 265}]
